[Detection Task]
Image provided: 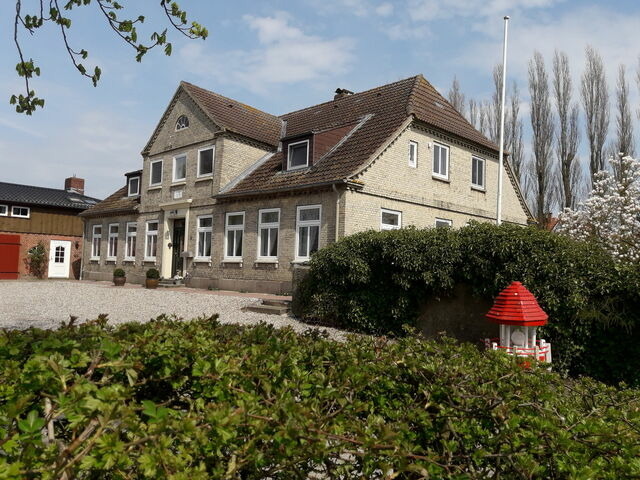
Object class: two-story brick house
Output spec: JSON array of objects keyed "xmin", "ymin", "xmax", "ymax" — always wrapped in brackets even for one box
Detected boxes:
[{"xmin": 80, "ymin": 75, "xmax": 533, "ymax": 293}]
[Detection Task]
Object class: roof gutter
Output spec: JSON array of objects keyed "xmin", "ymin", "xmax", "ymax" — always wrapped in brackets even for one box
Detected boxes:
[{"xmin": 215, "ymin": 178, "xmax": 359, "ymax": 200}]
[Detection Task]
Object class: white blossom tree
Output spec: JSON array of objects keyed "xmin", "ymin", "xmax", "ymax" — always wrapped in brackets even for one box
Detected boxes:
[{"xmin": 557, "ymin": 155, "xmax": 640, "ymax": 262}]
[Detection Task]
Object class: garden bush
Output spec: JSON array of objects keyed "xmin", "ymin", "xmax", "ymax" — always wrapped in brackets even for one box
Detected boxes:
[
  {"xmin": 1, "ymin": 317, "xmax": 639, "ymax": 478},
  {"xmin": 295, "ymin": 223, "xmax": 640, "ymax": 385}
]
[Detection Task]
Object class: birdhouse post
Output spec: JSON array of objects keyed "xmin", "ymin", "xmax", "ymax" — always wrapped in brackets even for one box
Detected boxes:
[{"xmin": 484, "ymin": 281, "xmax": 552, "ymax": 363}]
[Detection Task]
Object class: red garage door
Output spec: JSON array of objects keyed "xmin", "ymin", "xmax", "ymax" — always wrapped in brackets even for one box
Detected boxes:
[{"xmin": 0, "ymin": 234, "xmax": 20, "ymax": 279}]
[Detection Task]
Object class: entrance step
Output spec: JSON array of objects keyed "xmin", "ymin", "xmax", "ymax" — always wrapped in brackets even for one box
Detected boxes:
[
  {"xmin": 159, "ymin": 279, "xmax": 185, "ymax": 288},
  {"xmin": 242, "ymin": 299, "xmax": 291, "ymax": 316}
]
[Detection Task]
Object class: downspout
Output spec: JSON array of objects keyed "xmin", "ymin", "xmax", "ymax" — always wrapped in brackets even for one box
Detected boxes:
[
  {"xmin": 332, "ymin": 184, "xmax": 340, "ymax": 243},
  {"xmin": 79, "ymin": 219, "xmax": 86, "ymax": 280}
]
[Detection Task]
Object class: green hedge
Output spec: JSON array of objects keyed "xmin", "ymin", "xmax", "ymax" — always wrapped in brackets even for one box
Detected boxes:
[
  {"xmin": 295, "ymin": 223, "xmax": 640, "ymax": 385},
  {"xmin": 1, "ymin": 317, "xmax": 639, "ymax": 478}
]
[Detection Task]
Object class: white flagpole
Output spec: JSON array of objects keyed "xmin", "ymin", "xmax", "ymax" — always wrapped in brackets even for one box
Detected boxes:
[{"xmin": 496, "ymin": 15, "xmax": 509, "ymax": 225}]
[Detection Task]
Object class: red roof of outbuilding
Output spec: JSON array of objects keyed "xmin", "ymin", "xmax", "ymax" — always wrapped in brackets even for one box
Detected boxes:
[{"xmin": 486, "ymin": 281, "xmax": 548, "ymax": 326}]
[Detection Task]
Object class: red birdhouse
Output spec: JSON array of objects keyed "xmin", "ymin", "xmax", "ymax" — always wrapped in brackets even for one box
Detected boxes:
[{"xmin": 484, "ymin": 281, "xmax": 552, "ymax": 363}]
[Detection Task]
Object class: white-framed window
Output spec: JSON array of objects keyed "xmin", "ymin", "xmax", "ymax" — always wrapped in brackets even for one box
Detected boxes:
[
  {"xmin": 296, "ymin": 205, "xmax": 321, "ymax": 261},
  {"xmin": 145, "ymin": 221, "xmax": 159, "ymax": 260},
  {"xmin": 107, "ymin": 224, "xmax": 119, "ymax": 260},
  {"xmin": 380, "ymin": 208, "xmax": 402, "ymax": 230},
  {"xmin": 196, "ymin": 215, "xmax": 213, "ymax": 259},
  {"xmin": 128, "ymin": 176, "xmax": 140, "ymax": 196},
  {"xmin": 287, "ymin": 140, "xmax": 310, "ymax": 170},
  {"xmin": 435, "ymin": 218, "xmax": 452, "ymax": 228},
  {"xmin": 409, "ymin": 141, "xmax": 418, "ymax": 168},
  {"xmin": 11, "ymin": 206, "xmax": 30, "ymax": 218},
  {"xmin": 257, "ymin": 208, "xmax": 280, "ymax": 259},
  {"xmin": 197, "ymin": 146, "xmax": 215, "ymax": 178},
  {"xmin": 225, "ymin": 212, "xmax": 245, "ymax": 260},
  {"xmin": 0, "ymin": 205, "xmax": 7, "ymax": 216},
  {"xmin": 471, "ymin": 156, "xmax": 485, "ymax": 189},
  {"xmin": 433, "ymin": 143, "xmax": 450, "ymax": 180},
  {"xmin": 125, "ymin": 222, "xmax": 137, "ymax": 260},
  {"xmin": 175, "ymin": 115, "xmax": 189, "ymax": 131},
  {"xmin": 91, "ymin": 225, "xmax": 102, "ymax": 259},
  {"xmin": 150, "ymin": 159, "xmax": 163, "ymax": 186},
  {"xmin": 173, "ymin": 155, "xmax": 187, "ymax": 182}
]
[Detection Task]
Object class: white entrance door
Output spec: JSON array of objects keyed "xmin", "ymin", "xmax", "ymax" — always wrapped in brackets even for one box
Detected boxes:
[{"xmin": 48, "ymin": 240, "xmax": 71, "ymax": 278}]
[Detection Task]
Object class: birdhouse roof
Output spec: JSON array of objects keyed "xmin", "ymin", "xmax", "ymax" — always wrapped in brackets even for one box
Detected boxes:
[{"xmin": 486, "ymin": 281, "xmax": 548, "ymax": 326}]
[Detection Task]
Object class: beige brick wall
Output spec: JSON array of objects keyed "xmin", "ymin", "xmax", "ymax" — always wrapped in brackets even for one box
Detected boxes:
[
  {"xmin": 185, "ymin": 190, "xmax": 338, "ymax": 293},
  {"xmin": 215, "ymin": 136, "xmax": 273, "ymax": 193},
  {"xmin": 347, "ymin": 123, "xmax": 529, "ymax": 231}
]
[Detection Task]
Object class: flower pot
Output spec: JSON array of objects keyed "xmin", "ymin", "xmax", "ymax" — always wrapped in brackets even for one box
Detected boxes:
[
  {"xmin": 113, "ymin": 276, "xmax": 126, "ymax": 286},
  {"xmin": 145, "ymin": 278, "xmax": 160, "ymax": 289}
]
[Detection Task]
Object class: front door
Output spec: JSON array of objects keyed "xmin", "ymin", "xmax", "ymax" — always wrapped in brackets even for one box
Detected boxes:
[
  {"xmin": 48, "ymin": 240, "xmax": 71, "ymax": 278},
  {"xmin": 171, "ymin": 219, "xmax": 185, "ymax": 277}
]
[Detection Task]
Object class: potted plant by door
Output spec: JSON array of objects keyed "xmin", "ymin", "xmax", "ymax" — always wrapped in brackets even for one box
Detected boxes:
[
  {"xmin": 145, "ymin": 268, "xmax": 160, "ymax": 289},
  {"xmin": 113, "ymin": 268, "xmax": 126, "ymax": 286}
]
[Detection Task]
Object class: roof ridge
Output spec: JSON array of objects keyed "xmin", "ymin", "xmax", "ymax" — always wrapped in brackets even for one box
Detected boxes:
[
  {"xmin": 180, "ymin": 81, "xmax": 280, "ymax": 121},
  {"xmin": 280, "ymin": 75, "xmax": 420, "ymax": 118},
  {"xmin": 0, "ymin": 181, "xmax": 99, "ymax": 200}
]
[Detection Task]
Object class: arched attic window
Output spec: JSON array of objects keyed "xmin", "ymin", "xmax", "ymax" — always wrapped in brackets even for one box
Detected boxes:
[{"xmin": 176, "ymin": 115, "xmax": 189, "ymax": 131}]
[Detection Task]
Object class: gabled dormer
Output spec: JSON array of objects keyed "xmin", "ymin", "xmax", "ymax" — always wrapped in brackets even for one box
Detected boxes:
[{"xmin": 125, "ymin": 170, "xmax": 142, "ymax": 197}]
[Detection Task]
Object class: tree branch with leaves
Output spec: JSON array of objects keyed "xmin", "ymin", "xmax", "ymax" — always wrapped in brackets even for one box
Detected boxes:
[{"xmin": 11, "ymin": 0, "xmax": 208, "ymax": 115}]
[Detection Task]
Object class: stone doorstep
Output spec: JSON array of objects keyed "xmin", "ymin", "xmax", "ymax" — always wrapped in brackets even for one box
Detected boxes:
[{"xmin": 242, "ymin": 298, "xmax": 292, "ymax": 316}]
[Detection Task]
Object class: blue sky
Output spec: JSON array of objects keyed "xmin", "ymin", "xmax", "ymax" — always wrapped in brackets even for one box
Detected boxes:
[{"xmin": 1, "ymin": 0, "xmax": 639, "ymax": 199}]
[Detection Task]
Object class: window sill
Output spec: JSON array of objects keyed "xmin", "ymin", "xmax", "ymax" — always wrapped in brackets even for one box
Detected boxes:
[
  {"xmin": 123, "ymin": 258, "xmax": 135, "ymax": 263},
  {"xmin": 291, "ymin": 259, "xmax": 310, "ymax": 265},
  {"xmin": 147, "ymin": 185, "xmax": 162, "ymax": 191},
  {"xmin": 195, "ymin": 176, "xmax": 213, "ymax": 182},
  {"xmin": 255, "ymin": 258, "xmax": 278, "ymax": 264},
  {"xmin": 471, "ymin": 185, "xmax": 486, "ymax": 193},
  {"xmin": 193, "ymin": 258, "xmax": 212, "ymax": 264},
  {"xmin": 90, "ymin": 258, "xmax": 100, "ymax": 262},
  {"xmin": 143, "ymin": 258, "xmax": 157, "ymax": 263},
  {"xmin": 432, "ymin": 175, "xmax": 450, "ymax": 183},
  {"xmin": 106, "ymin": 258, "xmax": 117, "ymax": 263},
  {"xmin": 222, "ymin": 258, "xmax": 243, "ymax": 263},
  {"xmin": 171, "ymin": 181, "xmax": 187, "ymax": 186}
]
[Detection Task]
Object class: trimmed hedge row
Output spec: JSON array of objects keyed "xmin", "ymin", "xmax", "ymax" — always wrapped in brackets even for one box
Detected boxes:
[
  {"xmin": 1, "ymin": 317, "xmax": 639, "ymax": 478},
  {"xmin": 294, "ymin": 223, "xmax": 640, "ymax": 385}
]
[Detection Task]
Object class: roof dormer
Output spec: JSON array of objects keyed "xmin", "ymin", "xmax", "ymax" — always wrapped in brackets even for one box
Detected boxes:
[
  {"xmin": 282, "ymin": 135, "xmax": 313, "ymax": 172},
  {"xmin": 125, "ymin": 170, "xmax": 142, "ymax": 197}
]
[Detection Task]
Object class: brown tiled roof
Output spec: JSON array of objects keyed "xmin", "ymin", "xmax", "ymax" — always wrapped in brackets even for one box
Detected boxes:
[
  {"xmin": 220, "ymin": 75, "xmax": 500, "ymax": 197},
  {"xmin": 79, "ymin": 186, "xmax": 138, "ymax": 218},
  {"xmin": 408, "ymin": 75, "xmax": 499, "ymax": 152},
  {"xmin": 181, "ymin": 82, "xmax": 282, "ymax": 147},
  {"xmin": 220, "ymin": 76, "xmax": 416, "ymax": 196}
]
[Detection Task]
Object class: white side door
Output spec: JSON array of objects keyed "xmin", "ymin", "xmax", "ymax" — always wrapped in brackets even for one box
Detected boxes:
[{"xmin": 48, "ymin": 240, "xmax": 71, "ymax": 278}]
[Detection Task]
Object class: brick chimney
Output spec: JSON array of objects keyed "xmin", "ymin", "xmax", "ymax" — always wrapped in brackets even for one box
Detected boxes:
[
  {"xmin": 64, "ymin": 176, "xmax": 85, "ymax": 195},
  {"xmin": 334, "ymin": 88, "xmax": 354, "ymax": 100}
]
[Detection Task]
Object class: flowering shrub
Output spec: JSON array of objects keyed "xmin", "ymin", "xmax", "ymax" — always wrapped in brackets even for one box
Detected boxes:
[
  {"xmin": 1, "ymin": 317, "xmax": 639, "ymax": 478},
  {"xmin": 558, "ymin": 155, "xmax": 640, "ymax": 262},
  {"xmin": 295, "ymin": 223, "xmax": 640, "ymax": 384}
]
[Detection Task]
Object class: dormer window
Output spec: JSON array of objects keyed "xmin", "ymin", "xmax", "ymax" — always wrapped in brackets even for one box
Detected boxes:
[
  {"xmin": 287, "ymin": 140, "xmax": 310, "ymax": 170},
  {"xmin": 175, "ymin": 115, "xmax": 189, "ymax": 131},
  {"xmin": 128, "ymin": 176, "xmax": 140, "ymax": 196}
]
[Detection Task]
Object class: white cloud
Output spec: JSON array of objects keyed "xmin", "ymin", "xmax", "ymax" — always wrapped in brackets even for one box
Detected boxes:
[
  {"xmin": 375, "ymin": 3, "xmax": 394, "ymax": 16},
  {"xmin": 0, "ymin": 109, "xmax": 147, "ymax": 199},
  {"xmin": 456, "ymin": 5, "xmax": 640, "ymax": 89},
  {"xmin": 179, "ymin": 12, "xmax": 355, "ymax": 94},
  {"xmin": 409, "ymin": 0, "xmax": 563, "ymax": 22}
]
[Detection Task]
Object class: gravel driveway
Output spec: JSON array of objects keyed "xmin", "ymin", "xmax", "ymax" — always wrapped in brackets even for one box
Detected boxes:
[{"xmin": 0, "ymin": 280, "xmax": 344, "ymax": 339}]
